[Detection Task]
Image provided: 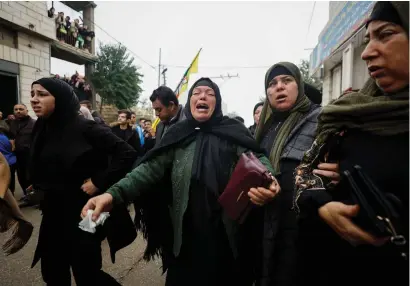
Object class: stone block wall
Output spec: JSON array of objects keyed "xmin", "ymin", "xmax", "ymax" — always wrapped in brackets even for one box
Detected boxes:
[
  {"xmin": 0, "ymin": 1, "xmax": 55, "ymax": 39},
  {"xmin": 0, "ymin": 32, "xmax": 51, "ymax": 116},
  {"xmin": 0, "ymin": 1, "xmax": 54, "ymax": 117},
  {"xmin": 95, "ymin": 103, "xmax": 155, "ymax": 125},
  {"xmin": 98, "ymin": 104, "xmax": 119, "ymax": 124}
]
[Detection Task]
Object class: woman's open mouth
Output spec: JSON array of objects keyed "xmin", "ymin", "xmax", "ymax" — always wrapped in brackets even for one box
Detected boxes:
[
  {"xmin": 196, "ymin": 103, "xmax": 209, "ymax": 112},
  {"xmin": 276, "ymin": 94, "xmax": 287, "ymax": 103}
]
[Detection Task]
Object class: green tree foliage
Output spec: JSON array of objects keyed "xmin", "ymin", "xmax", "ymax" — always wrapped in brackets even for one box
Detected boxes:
[
  {"xmin": 299, "ymin": 59, "xmax": 323, "ymax": 90},
  {"xmin": 91, "ymin": 43, "xmax": 143, "ymax": 109}
]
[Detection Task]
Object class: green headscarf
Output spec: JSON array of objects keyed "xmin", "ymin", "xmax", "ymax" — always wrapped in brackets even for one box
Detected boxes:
[
  {"xmin": 255, "ymin": 62, "xmax": 311, "ymax": 175},
  {"xmin": 317, "ymin": 80, "xmax": 408, "ymax": 139}
]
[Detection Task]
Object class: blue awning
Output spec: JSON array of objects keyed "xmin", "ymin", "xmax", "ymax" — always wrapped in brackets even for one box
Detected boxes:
[{"xmin": 310, "ymin": 1, "xmax": 375, "ymax": 76}]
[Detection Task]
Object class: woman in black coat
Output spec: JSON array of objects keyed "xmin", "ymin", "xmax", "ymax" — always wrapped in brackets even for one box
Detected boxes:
[
  {"xmin": 29, "ymin": 78, "xmax": 138, "ymax": 285},
  {"xmin": 293, "ymin": 2, "xmax": 409, "ymax": 286}
]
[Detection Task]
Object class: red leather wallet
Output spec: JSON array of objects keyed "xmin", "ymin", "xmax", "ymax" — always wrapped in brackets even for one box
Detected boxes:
[{"xmin": 218, "ymin": 152, "xmax": 273, "ymax": 223}]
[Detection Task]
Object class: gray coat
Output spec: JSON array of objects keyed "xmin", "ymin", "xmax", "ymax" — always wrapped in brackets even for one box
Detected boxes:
[
  {"xmin": 280, "ymin": 104, "xmax": 321, "ymax": 163},
  {"xmin": 259, "ymin": 103, "xmax": 321, "ymax": 286}
]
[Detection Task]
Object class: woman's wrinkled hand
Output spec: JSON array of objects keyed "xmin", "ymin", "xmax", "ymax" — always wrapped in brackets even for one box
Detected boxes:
[
  {"xmin": 319, "ymin": 202, "xmax": 389, "ymax": 246},
  {"xmin": 248, "ymin": 177, "xmax": 281, "ymax": 206},
  {"xmin": 81, "ymin": 193, "xmax": 114, "ymax": 221},
  {"xmin": 81, "ymin": 179, "xmax": 99, "ymax": 196},
  {"xmin": 313, "ymin": 163, "xmax": 341, "ymax": 185}
]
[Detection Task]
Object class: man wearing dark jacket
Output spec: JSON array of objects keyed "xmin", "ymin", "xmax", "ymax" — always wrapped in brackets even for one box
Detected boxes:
[
  {"xmin": 9, "ymin": 104, "xmax": 36, "ymax": 197},
  {"xmin": 80, "ymin": 100, "xmax": 106, "ymax": 125},
  {"xmin": 150, "ymin": 86, "xmax": 185, "ymax": 146},
  {"xmin": 141, "ymin": 119, "xmax": 155, "ymax": 153},
  {"xmin": 111, "ymin": 110, "xmax": 142, "ymax": 156}
]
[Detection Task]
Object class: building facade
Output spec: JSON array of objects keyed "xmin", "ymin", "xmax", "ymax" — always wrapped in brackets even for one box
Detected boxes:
[
  {"xmin": 0, "ymin": 1, "xmax": 96, "ymax": 117},
  {"xmin": 309, "ymin": 1, "xmax": 376, "ymax": 106}
]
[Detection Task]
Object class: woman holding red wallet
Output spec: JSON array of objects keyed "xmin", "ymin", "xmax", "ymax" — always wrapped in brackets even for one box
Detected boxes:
[{"xmin": 82, "ymin": 77, "xmax": 280, "ymax": 286}]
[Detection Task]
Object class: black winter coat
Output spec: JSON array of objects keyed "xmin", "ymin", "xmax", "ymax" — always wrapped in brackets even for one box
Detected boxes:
[
  {"xmin": 111, "ymin": 125, "xmax": 142, "ymax": 156},
  {"xmin": 31, "ymin": 116, "xmax": 138, "ymax": 267}
]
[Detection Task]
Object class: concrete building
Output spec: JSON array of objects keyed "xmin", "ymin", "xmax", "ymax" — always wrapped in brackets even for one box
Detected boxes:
[
  {"xmin": 309, "ymin": 1, "xmax": 376, "ymax": 106},
  {"xmin": 0, "ymin": 1, "xmax": 97, "ymax": 117}
]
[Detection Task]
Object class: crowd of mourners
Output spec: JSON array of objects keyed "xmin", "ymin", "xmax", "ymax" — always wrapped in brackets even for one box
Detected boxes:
[
  {"xmin": 53, "ymin": 72, "xmax": 93, "ymax": 102},
  {"xmin": 47, "ymin": 4, "xmax": 95, "ymax": 52},
  {"xmin": 0, "ymin": 2, "xmax": 408, "ymax": 286}
]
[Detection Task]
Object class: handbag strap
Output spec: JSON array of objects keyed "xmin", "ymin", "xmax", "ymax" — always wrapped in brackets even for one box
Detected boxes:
[{"xmin": 355, "ymin": 166, "xmax": 407, "ymax": 260}]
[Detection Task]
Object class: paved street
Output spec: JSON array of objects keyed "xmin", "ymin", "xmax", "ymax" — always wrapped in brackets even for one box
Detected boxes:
[{"xmin": 0, "ymin": 184, "xmax": 166, "ymax": 286}]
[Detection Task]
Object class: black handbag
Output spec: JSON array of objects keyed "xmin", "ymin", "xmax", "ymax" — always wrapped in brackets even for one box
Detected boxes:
[{"xmin": 340, "ymin": 165, "xmax": 407, "ymax": 259}]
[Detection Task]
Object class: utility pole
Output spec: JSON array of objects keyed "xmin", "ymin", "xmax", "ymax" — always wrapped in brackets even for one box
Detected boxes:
[
  {"xmin": 158, "ymin": 48, "xmax": 162, "ymax": 87},
  {"xmin": 162, "ymin": 67, "xmax": 168, "ymax": 86},
  {"xmin": 153, "ymin": 48, "xmax": 162, "ymax": 119},
  {"xmin": 208, "ymin": 73, "xmax": 239, "ymax": 89},
  {"xmin": 209, "ymin": 73, "xmax": 240, "ymax": 80}
]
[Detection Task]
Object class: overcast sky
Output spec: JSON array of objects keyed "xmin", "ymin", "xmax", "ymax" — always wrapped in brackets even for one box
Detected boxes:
[{"xmin": 50, "ymin": 1, "xmax": 329, "ymax": 126}]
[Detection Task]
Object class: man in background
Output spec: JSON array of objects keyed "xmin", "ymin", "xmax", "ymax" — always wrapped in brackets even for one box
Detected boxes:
[
  {"xmin": 143, "ymin": 119, "xmax": 152, "ymax": 132},
  {"xmin": 130, "ymin": 112, "xmax": 137, "ymax": 129},
  {"xmin": 139, "ymin": 118, "xmax": 145, "ymax": 129},
  {"xmin": 130, "ymin": 112, "xmax": 145, "ymax": 147},
  {"xmin": 111, "ymin": 110, "xmax": 142, "ymax": 155},
  {"xmin": 9, "ymin": 104, "xmax": 36, "ymax": 199},
  {"xmin": 150, "ymin": 86, "xmax": 185, "ymax": 146},
  {"xmin": 79, "ymin": 100, "xmax": 106, "ymax": 125},
  {"xmin": 141, "ymin": 119, "xmax": 155, "ymax": 153},
  {"xmin": 0, "ymin": 111, "xmax": 9, "ymax": 133}
]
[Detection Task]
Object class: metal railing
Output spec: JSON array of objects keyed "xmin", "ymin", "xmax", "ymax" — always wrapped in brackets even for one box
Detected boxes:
[{"xmin": 55, "ymin": 26, "xmax": 93, "ymax": 53}]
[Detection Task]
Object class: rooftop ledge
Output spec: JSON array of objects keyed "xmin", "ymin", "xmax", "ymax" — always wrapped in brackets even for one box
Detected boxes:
[
  {"xmin": 60, "ymin": 1, "xmax": 97, "ymax": 12},
  {"xmin": 51, "ymin": 40, "xmax": 97, "ymax": 65}
]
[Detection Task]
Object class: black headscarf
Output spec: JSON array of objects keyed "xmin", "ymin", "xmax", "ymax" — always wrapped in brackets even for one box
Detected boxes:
[
  {"xmin": 253, "ymin": 102, "xmax": 264, "ymax": 115},
  {"xmin": 367, "ymin": 1, "xmax": 409, "ymax": 36},
  {"xmin": 32, "ymin": 77, "xmax": 80, "ymax": 124},
  {"xmin": 304, "ymin": 82, "xmax": 322, "ymax": 104},
  {"xmin": 141, "ymin": 77, "xmax": 261, "ymax": 196},
  {"xmin": 29, "ymin": 78, "xmax": 81, "ymax": 182}
]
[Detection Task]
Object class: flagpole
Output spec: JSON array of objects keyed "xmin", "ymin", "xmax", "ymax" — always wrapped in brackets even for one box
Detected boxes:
[{"xmin": 174, "ymin": 48, "xmax": 202, "ymax": 95}]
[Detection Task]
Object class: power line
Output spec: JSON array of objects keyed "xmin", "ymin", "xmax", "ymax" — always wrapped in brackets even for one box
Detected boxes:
[
  {"xmin": 53, "ymin": 1, "xmax": 156, "ymax": 69},
  {"xmin": 304, "ymin": 1, "xmax": 316, "ymax": 46},
  {"xmin": 209, "ymin": 73, "xmax": 240, "ymax": 88},
  {"xmin": 79, "ymin": 17, "xmax": 157, "ymax": 70},
  {"xmin": 164, "ymin": 64, "xmax": 270, "ymax": 69},
  {"xmin": 58, "ymin": 3, "xmax": 270, "ymax": 71},
  {"xmin": 208, "ymin": 73, "xmax": 240, "ymax": 80},
  {"xmin": 61, "ymin": 6, "xmax": 278, "ymax": 71}
]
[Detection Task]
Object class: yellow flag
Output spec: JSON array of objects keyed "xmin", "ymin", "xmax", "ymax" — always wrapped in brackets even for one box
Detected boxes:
[
  {"xmin": 175, "ymin": 49, "xmax": 201, "ymax": 98},
  {"xmin": 178, "ymin": 75, "xmax": 190, "ymax": 97},
  {"xmin": 189, "ymin": 55, "xmax": 198, "ymax": 73},
  {"xmin": 152, "ymin": 117, "xmax": 160, "ymax": 132}
]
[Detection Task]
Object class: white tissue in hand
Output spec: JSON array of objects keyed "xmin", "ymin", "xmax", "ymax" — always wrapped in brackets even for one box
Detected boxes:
[{"xmin": 79, "ymin": 209, "xmax": 110, "ymax": 233}]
